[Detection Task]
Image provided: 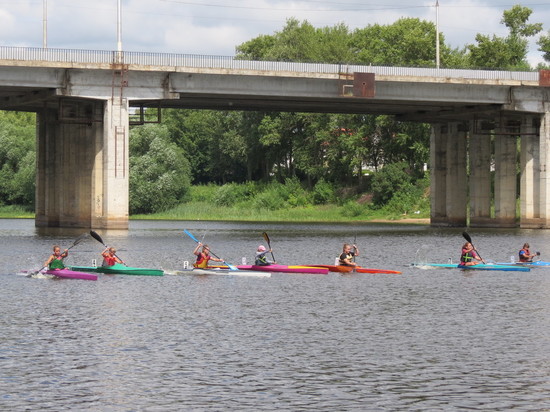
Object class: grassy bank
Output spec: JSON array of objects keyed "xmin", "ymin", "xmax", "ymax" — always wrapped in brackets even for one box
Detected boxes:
[
  {"xmin": 131, "ymin": 200, "xmax": 430, "ymax": 223},
  {"xmin": 1, "ymin": 179, "xmax": 431, "ymax": 223},
  {"xmin": 0, "ymin": 205, "xmax": 34, "ymax": 219}
]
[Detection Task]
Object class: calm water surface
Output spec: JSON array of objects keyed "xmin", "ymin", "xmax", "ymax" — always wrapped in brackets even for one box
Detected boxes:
[{"xmin": 1, "ymin": 219, "xmax": 549, "ymax": 411}]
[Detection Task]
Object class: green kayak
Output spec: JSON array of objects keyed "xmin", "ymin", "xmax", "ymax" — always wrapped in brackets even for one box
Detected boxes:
[{"xmin": 69, "ymin": 263, "xmax": 164, "ymax": 276}]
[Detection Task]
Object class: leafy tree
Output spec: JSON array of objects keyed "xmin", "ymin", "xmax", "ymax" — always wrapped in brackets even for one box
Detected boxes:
[
  {"xmin": 350, "ymin": 18, "xmax": 450, "ymax": 67},
  {"xmin": 0, "ymin": 111, "xmax": 36, "ymax": 207},
  {"xmin": 129, "ymin": 124, "xmax": 191, "ymax": 214},
  {"xmin": 537, "ymin": 31, "xmax": 550, "ymax": 64},
  {"xmin": 467, "ymin": 5, "xmax": 542, "ymax": 69}
]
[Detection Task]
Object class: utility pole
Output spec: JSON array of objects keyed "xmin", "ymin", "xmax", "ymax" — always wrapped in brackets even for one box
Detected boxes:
[
  {"xmin": 436, "ymin": 0, "xmax": 440, "ymax": 69},
  {"xmin": 117, "ymin": 0, "xmax": 122, "ymax": 53},
  {"xmin": 42, "ymin": 0, "xmax": 47, "ymax": 48}
]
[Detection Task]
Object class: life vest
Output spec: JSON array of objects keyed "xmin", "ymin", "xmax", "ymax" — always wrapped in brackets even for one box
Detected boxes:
[
  {"xmin": 518, "ymin": 248, "xmax": 531, "ymax": 262},
  {"xmin": 255, "ymin": 251, "xmax": 271, "ymax": 266},
  {"xmin": 339, "ymin": 252, "xmax": 355, "ymax": 265},
  {"xmin": 103, "ymin": 255, "xmax": 118, "ymax": 266},
  {"xmin": 194, "ymin": 253, "xmax": 211, "ymax": 268},
  {"xmin": 460, "ymin": 250, "xmax": 476, "ymax": 265},
  {"xmin": 49, "ymin": 255, "xmax": 65, "ymax": 270}
]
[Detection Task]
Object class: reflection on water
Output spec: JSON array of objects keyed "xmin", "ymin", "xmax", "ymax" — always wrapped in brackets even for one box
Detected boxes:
[{"xmin": 1, "ymin": 219, "xmax": 550, "ymax": 411}]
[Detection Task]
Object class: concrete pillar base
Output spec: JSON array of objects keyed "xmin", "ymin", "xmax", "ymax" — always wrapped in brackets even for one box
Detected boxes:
[{"xmin": 35, "ymin": 98, "xmax": 129, "ymax": 229}]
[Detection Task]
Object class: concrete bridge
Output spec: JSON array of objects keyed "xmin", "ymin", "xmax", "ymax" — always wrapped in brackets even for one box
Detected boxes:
[{"xmin": 0, "ymin": 46, "xmax": 548, "ymax": 229}]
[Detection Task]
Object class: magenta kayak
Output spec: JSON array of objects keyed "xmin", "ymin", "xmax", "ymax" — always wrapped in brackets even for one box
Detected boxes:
[
  {"xmin": 44, "ymin": 269, "xmax": 98, "ymax": 281},
  {"xmin": 236, "ymin": 264, "xmax": 328, "ymax": 274}
]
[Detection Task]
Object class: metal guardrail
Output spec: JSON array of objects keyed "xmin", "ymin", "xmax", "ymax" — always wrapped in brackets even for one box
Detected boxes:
[{"xmin": 0, "ymin": 45, "xmax": 539, "ymax": 82}]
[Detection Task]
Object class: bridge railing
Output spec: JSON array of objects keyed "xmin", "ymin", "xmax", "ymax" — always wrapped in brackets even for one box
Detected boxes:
[{"xmin": 0, "ymin": 45, "xmax": 539, "ymax": 82}]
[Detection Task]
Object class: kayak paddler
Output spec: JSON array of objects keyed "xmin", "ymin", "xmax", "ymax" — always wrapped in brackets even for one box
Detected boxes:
[
  {"xmin": 255, "ymin": 245, "xmax": 275, "ymax": 266},
  {"xmin": 102, "ymin": 247, "xmax": 124, "ymax": 266},
  {"xmin": 193, "ymin": 242, "xmax": 224, "ymax": 268},
  {"xmin": 459, "ymin": 242, "xmax": 484, "ymax": 266},
  {"xmin": 339, "ymin": 243, "xmax": 359, "ymax": 267},
  {"xmin": 44, "ymin": 245, "xmax": 69, "ymax": 270}
]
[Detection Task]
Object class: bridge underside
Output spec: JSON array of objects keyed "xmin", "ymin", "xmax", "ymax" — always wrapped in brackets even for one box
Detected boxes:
[
  {"xmin": 0, "ymin": 66, "xmax": 547, "ymax": 229},
  {"xmin": 430, "ymin": 111, "xmax": 550, "ymax": 229}
]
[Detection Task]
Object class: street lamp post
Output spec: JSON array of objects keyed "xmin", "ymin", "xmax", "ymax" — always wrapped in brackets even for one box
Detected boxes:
[
  {"xmin": 435, "ymin": 0, "xmax": 440, "ymax": 69},
  {"xmin": 42, "ymin": 0, "xmax": 47, "ymax": 48}
]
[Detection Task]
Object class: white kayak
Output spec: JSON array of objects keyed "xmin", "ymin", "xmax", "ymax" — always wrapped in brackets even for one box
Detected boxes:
[{"xmin": 173, "ymin": 268, "xmax": 271, "ymax": 277}]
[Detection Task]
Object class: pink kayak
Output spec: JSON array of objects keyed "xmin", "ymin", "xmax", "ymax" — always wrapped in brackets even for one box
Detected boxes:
[
  {"xmin": 44, "ymin": 268, "xmax": 98, "ymax": 281},
  {"xmin": 237, "ymin": 264, "xmax": 328, "ymax": 274}
]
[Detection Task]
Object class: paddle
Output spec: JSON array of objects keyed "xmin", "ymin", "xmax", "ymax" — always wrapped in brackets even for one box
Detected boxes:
[
  {"xmin": 31, "ymin": 232, "xmax": 89, "ymax": 276},
  {"xmin": 262, "ymin": 231, "xmax": 276, "ymax": 262},
  {"xmin": 89, "ymin": 230, "xmax": 126, "ymax": 265},
  {"xmin": 183, "ymin": 229, "xmax": 238, "ymax": 270},
  {"xmin": 462, "ymin": 231, "xmax": 486, "ymax": 263}
]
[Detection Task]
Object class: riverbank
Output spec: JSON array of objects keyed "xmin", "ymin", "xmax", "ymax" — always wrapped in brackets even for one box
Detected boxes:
[{"xmin": 0, "ymin": 204, "xmax": 430, "ymax": 224}]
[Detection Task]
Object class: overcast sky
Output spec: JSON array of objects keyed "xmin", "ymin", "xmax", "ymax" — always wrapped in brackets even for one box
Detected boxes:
[{"xmin": 0, "ymin": 1, "xmax": 549, "ymax": 66}]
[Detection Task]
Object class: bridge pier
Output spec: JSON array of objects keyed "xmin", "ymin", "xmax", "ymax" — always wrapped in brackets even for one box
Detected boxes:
[
  {"xmin": 430, "ymin": 123, "xmax": 467, "ymax": 227},
  {"xmin": 35, "ymin": 98, "xmax": 129, "ymax": 229},
  {"xmin": 493, "ymin": 125, "xmax": 518, "ymax": 227},
  {"xmin": 520, "ymin": 111, "xmax": 550, "ymax": 228},
  {"xmin": 431, "ymin": 112, "xmax": 550, "ymax": 229},
  {"xmin": 469, "ymin": 124, "xmax": 492, "ymax": 227}
]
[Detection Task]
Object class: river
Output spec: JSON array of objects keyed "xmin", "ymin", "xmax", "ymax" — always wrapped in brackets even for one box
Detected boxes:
[{"xmin": 1, "ymin": 218, "xmax": 549, "ymax": 411}]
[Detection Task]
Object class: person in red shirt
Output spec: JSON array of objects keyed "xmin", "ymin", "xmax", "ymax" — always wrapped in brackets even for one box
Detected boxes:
[
  {"xmin": 102, "ymin": 247, "xmax": 124, "ymax": 266},
  {"xmin": 519, "ymin": 243, "xmax": 537, "ymax": 262},
  {"xmin": 193, "ymin": 242, "xmax": 224, "ymax": 268}
]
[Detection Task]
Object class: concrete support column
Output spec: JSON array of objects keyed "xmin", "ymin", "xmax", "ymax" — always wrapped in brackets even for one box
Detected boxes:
[
  {"xmin": 536, "ymin": 108, "xmax": 550, "ymax": 227},
  {"xmin": 519, "ymin": 115, "xmax": 540, "ymax": 227},
  {"xmin": 430, "ymin": 125, "xmax": 447, "ymax": 225},
  {"xmin": 493, "ymin": 123, "xmax": 518, "ymax": 227},
  {"xmin": 92, "ymin": 98, "xmax": 129, "ymax": 229},
  {"xmin": 469, "ymin": 123, "xmax": 492, "ymax": 227},
  {"xmin": 35, "ymin": 98, "xmax": 129, "ymax": 229},
  {"xmin": 445, "ymin": 122, "xmax": 468, "ymax": 226}
]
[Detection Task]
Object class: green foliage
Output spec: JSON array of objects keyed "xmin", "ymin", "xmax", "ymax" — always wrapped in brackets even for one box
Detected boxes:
[
  {"xmin": 0, "ymin": 111, "xmax": 36, "ymax": 206},
  {"xmin": 370, "ymin": 162, "xmax": 413, "ymax": 206},
  {"xmin": 467, "ymin": 5, "xmax": 541, "ymax": 70},
  {"xmin": 341, "ymin": 200, "xmax": 365, "ymax": 218},
  {"xmin": 312, "ymin": 178, "xmax": 335, "ymax": 205},
  {"xmin": 129, "ymin": 124, "xmax": 191, "ymax": 214},
  {"xmin": 383, "ymin": 177, "xmax": 430, "ymax": 216},
  {"xmin": 214, "ymin": 182, "xmax": 257, "ymax": 207},
  {"xmin": 538, "ymin": 31, "xmax": 550, "ymax": 62}
]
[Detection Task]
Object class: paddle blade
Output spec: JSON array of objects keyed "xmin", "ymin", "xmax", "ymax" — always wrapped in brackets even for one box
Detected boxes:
[
  {"xmin": 183, "ymin": 229, "xmax": 199, "ymax": 243},
  {"xmin": 462, "ymin": 232, "xmax": 472, "ymax": 243},
  {"xmin": 262, "ymin": 232, "xmax": 270, "ymax": 245},
  {"xmin": 90, "ymin": 230, "xmax": 106, "ymax": 246}
]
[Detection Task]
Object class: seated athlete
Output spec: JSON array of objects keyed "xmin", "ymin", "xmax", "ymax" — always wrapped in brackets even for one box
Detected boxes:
[
  {"xmin": 102, "ymin": 247, "xmax": 124, "ymax": 266},
  {"xmin": 339, "ymin": 243, "xmax": 359, "ymax": 267},
  {"xmin": 518, "ymin": 243, "xmax": 536, "ymax": 262},
  {"xmin": 193, "ymin": 242, "xmax": 224, "ymax": 268},
  {"xmin": 44, "ymin": 245, "xmax": 69, "ymax": 270},
  {"xmin": 459, "ymin": 242, "xmax": 483, "ymax": 266},
  {"xmin": 255, "ymin": 245, "xmax": 275, "ymax": 266}
]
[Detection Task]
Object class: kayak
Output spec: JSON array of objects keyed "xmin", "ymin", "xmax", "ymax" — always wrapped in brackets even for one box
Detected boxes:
[
  {"xmin": 176, "ymin": 268, "xmax": 271, "ymax": 277},
  {"xmin": 355, "ymin": 267, "xmax": 402, "ymax": 274},
  {"xmin": 308, "ymin": 264, "xmax": 354, "ymax": 273},
  {"xmin": 44, "ymin": 268, "xmax": 98, "ymax": 281},
  {"xmin": 237, "ymin": 264, "xmax": 329, "ymax": 274},
  {"xmin": 496, "ymin": 260, "xmax": 550, "ymax": 267},
  {"xmin": 412, "ymin": 263, "xmax": 530, "ymax": 272},
  {"xmin": 69, "ymin": 263, "xmax": 164, "ymax": 276},
  {"xmin": 310, "ymin": 264, "xmax": 401, "ymax": 274}
]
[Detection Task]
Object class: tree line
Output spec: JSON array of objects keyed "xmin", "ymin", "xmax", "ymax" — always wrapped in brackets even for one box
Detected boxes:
[{"xmin": 1, "ymin": 5, "xmax": 549, "ymax": 214}]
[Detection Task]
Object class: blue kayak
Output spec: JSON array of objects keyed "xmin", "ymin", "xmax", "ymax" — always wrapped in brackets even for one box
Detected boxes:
[
  {"xmin": 495, "ymin": 260, "xmax": 550, "ymax": 267},
  {"xmin": 412, "ymin": 263, "xmax": 530, "ymax": 272}
]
